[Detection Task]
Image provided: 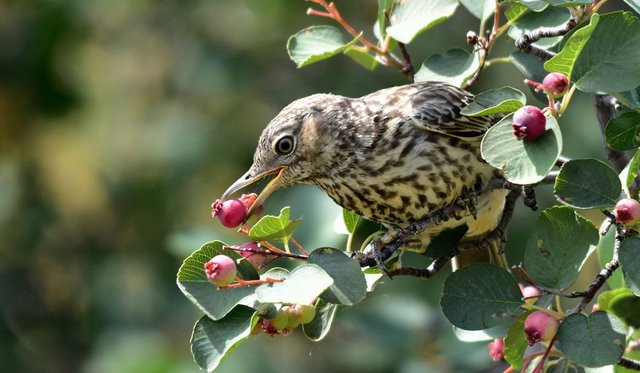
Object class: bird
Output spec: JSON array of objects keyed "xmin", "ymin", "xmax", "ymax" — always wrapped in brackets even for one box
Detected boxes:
[{"xmin": 221, "ymin": 81, "xmax": 512, "ymax": 273}]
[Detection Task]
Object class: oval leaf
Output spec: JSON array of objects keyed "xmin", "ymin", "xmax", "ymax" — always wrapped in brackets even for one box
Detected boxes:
[
  {"xmin": 302, "ymin": 298, "xmax": 338, "ymax": 341},
  {"xmin": 287, "ymin": 26, "xmax": 356, "ymax": 68},
  {"xmin": 609, "ymin": 292, "xmax": 640, "ymax": 328},
  {"xmin": 619, "ymin": 236, "xmax": 640, "ymax": 296},
  {"xmin": 308, "ymin": 247, "xmax": 366, "ymax": 305},
  {"xmin": 556, "ymin": 311, "xmax": 626, "ymax": 367},
  {"xmin": 440, "ymin": 263, "xmax": 523, "ymax": 330},
  {"xmin": 504, "ymin": 310, "xmax": 534, "ymax": 370},
  {"xmin": 342, "ymin": 209, "xmax": 360, "ymax": 234},
  {"xmin": 248, "ymin": 206, "xmax": 300, "ymax": 243},
  {"xmin": 554, "ymin": 158, "xmax": 621, "ymax": 209},
  {"xmin": 177, "ymin": 241, "xmax": 259, "ymax": 320},
  {"xmin": 191, "ymin": 307, "xmax": 256, "ymax": 372},
  {"xmin": 414, "ymin": 48, "xmax": 479, "ymax": 87},
  {"xmin": 386, "ymin": 0, "xmax": 458, "ymax": 43},
  {"xmin": 481, "ymin": 113, "xmax": 562, "ymax": 184},
  {"xmin": 605, "ymin": 111, "xmax": 640, "ymax": 151},
  {"xmin": 523, "ymin": 206, "xmax": 599, "ymax": 291},
  {"xmin": 255, "ymin": 264, "xmax": 333, "ymax": 305},
  {"xmin": 460, "ymin": 0, "xmax": 495, "ymax": 21},
  {"xmin": 626, "ymin": 149, "xmax": 640, "ymax": 199},
  {"xmin": 546, "ymin": 12, "xmax": 640, "ymax": 93},
  {"xmin": 461, "ymin": 87, "xmax": 526, "ymax": 117}
]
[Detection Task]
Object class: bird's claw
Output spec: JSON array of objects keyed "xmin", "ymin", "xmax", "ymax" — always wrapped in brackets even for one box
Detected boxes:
[{"xmin": 352, "ymin": 237, "xmax": 393, "ymax": 277}]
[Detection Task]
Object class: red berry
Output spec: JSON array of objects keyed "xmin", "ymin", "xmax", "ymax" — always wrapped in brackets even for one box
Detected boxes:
[
  {"xmin": 524, "ymin": 311, "xmax": 559, "ymax": 346},
  {"xmin": 488, "ymin": 338, "xmax": 505, "ymax": 361},
  {"xmin": 204, "ymin": 255, "xmax": 237, "ymax": 286},
  {"xmin": 211, "ymin": 199, "xmax": 247, "ymax": 228},
  {"xmin": 512, "ymin": 106, "xmax": 546, "ymax": 141},
  {"xmin": 613, "ymin": 198, "xmax": 640, "ymax": 225},
  {"xmin": 519, "ymin": 284, "xmax": 541, "ymax": 304},
  {"xmin": 238, "ymin": 242, "xmax": 274, "ymax": 269},
  {"xmin": 542, "ymin": 72, "xmax": 569, "ymax": 98}
]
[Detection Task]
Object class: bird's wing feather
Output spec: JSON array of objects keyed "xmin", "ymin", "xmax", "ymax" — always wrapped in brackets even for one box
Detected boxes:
[{"xmin": 410, "ymin": 82, "xmax": 496, "ymax": 139}]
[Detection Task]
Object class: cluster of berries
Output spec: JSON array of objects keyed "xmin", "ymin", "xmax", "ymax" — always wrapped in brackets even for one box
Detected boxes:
[
  {"xmin": 258, "ymin": 303, "xmax": 316, "ymax": 336},
  {"xmin": 512, "ymin": 72, "xmax": 569, "ymax": 141}
]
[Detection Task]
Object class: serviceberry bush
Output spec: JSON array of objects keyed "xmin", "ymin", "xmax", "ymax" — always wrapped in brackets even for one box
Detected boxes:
[{"xmin": 177, "ymin": 0, "xmax": 640, "ymax": 371}]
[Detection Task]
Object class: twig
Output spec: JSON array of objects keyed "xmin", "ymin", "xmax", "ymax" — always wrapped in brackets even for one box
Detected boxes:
[
  {"xmin": 515, "ymin": 18, "xmax": 578, "ymax": 61},
  {"xmin": 397, "ymin": 41, "xmax": 414, "ymax": 80},
  {"xmin": 532, "ymin": 336, "xmax": 557, "ymax": 373},
  {"xmin": 618, "ymin": 357, "xmax": 640, "ymax": 370},
  {"xmin": 593, "ymin": 95, "xmax": 629, "ymax": 173},
  {"xmin": 566, "ymin": 224, "xmax": 623, "ymax": 314}
]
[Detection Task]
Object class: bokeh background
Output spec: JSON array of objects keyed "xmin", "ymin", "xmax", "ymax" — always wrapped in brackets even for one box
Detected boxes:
[{"xmin": 0, "ymin": 1, "xmax": 629, "ymax": 372}]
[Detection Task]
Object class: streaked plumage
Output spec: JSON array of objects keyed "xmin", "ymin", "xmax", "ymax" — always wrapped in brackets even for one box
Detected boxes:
[{"xmin": 223, "ymin": 81, "xmax": 508, "ymax": 261}]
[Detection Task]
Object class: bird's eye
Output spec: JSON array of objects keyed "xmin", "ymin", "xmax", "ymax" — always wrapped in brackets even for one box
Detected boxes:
[{"xmin": 275, "ymin": 135, "xmax": 295, "ymax": 155}]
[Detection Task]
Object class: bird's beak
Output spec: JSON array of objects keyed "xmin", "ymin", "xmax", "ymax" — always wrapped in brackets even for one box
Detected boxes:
[{"xmin": 221, "ymin": 166, "xmax": 287, "ymax": 219}]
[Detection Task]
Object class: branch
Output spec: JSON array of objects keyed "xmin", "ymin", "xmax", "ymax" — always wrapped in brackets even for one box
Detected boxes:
[
  {"xmin": 516, "ymin": 18, "xmax": 578, "ymax": 61},
  {"xmin": 566, "ymin": 221, "xmax": 622, "ymax": 314},
  {"xmin": 619, "ymin": 357, "xmax": 640, "ymax": 370},
  {"xmin": 593, "ymin": 95, "xmax": 629, "ymax": 173}
]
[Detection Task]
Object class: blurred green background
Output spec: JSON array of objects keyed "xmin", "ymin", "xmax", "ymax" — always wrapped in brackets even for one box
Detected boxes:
[{"xmin": 0, "ymin": 1, "xmax": 627, "ymax": 372}]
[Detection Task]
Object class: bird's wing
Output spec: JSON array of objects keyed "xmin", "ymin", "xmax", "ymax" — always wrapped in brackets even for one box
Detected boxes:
[{"xmin": 410, "ymin": 82, "xmax": 496, "ymax": 139}]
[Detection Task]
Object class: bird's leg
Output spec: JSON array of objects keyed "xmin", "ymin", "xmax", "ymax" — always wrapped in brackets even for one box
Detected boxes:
[{"xmin": 389, "ymin": 190, "xmax": 520, "ymax": 278}]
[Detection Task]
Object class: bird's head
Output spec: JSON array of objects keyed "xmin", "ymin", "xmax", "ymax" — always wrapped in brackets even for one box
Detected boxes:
[{"xmin": 222, "ymin": 93, "xmax": 344, "ymax": 218}]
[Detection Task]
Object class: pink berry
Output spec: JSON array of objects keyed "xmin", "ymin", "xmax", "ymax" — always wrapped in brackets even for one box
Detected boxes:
[
  {"xmin": 542, "ymin": 72, "xmax": 569, "ymax": 98},
  {"xmin": 613, "ymin": 198, "xmax": 640, "ymax": 225},
  {"xmin": 519, "ymin": 284, "xmax": 541, "ymax": 304},
  {"xmin": 512, "ymin": 105, "xmax": 546, "ymax": 141},
  {"xmin": 211, "ymin": 199, "xmax": 247, "ymax": 228},
  {"xmin": 204, "ymin": 255, "xmax": 237, "ymax": 286},
  {"xmin": 238, "ymin": 242, "xmax": 274, "ymax": 269},
  {"xmin": 524, "ymin": 311, "xmax": 559, "ymax": 346},
  {"xmin": 488, "ymin": 338, "xmax": 505, "ymax": 361}
]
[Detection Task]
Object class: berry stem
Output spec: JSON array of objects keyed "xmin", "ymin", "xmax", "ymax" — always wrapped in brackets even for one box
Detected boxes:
[
  {"xmin": 289, "ymin": 236, "xmax": 309, "ymax": 256},
  {"xmin": 558, "ymin": 84, "xmax": 578, "ymax": 116},
  {"xmin": 223, "ymin": 277, "xmax": 285, "ymax": 289},
  {"xmin": 532, "ymin": 335, "xmax": 557, "ymax": 373}
]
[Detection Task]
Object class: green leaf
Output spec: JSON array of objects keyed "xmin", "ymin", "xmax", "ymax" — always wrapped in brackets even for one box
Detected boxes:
[
  {"xmin": 302, "ymin": 298, "xmax": 338, "ymax": 341},
  {"xmin": 440, "ymin": 263, "xmax": 523, "ymax": 330},
  {"xmin": 342, "ymin": 209, "xmax": 360, "ymax": 234},
  {"xmin": 627, "ymin": 150, "xmax": 640, "ymax": 199},
  {"xmin": 619, "ymin": 237, "xmax": 640, "ymax": 296},
  {"xmin": 177, "ymin": 241, "xmax": 259, "ymax": 320},
  {"xmin": 308, "ymin": 248, "xmax": 366, "ymax": 305},
  {"xmin": 609, "ymin": 291, "xmax": 640, "ymax": 328},
  {"xmin": 605, "ymin": 111, "xmax": 640, "ymax": 151},
  {"xmin": 624, "ymin": 0, "xmax": 640, "ymax": 15},
  {"xmin": 190, "ymin": 307, "xmax": 256, "ymax": 372},
  {"xmin": 544, "ymin": 13, "xmax": 598, "ymax": 82},
  {"xmin": 523, "ymin": 206, "xmax": 599, "ymax": 291},
  {"xmin": 287, "ymin": 26, "xmax": 358, "ymax": 68},
  {"xmin": 505, "ymin": 3, "xmax": 529, "ymax": 22},
  {"xmin": 614, "ymin": 86, "xmax": 640, "ymax": 111},
  {"xmin": 481, "ymin": 113, "xmax": 562, "ymax": 184},
  {"xmin": 248, "ymin": 206, "xmax": 301, "ymax": 243},
  {"xmin": 598, "ymin": 288, "xmax": 632, "ymax": 311},
  {"xmin": 508, "ymin": 6, "xmax": 571, "ymax": 49},
  {"xmin": 546, "ymin": 12, "xmax": 640, "ymax": 93},
  {"xmin": 512, "ymin": 0, "xmax": 548, "ymax": 11},
  {"xmin": 554, "ymin": 159, "xmax": 622, "ymax": 209},
  {"xmin": 377, "ymin": 0, "xmax": 394, "ymax": 40},
  {"xmin": 386, "ymin": 0, "xmax": 458, "ymax": 43},
  {"xmin": 510, "ymin": 51, "xmax": 549, "ymax": 102},
  {"xmin": 460, "ymin": 87, "xmax": 526, "ymax": 116},
  {"xmin": 255, "ymin": 264, "xmax": 333, "ymax": 305},
  {"xmin": 452, "ymin": 324, "xmax": 509, "ymax": 342},
  {"xmin": 597, "ymin": 225, "xmax": 625, "ymax": 290},
  {"xmin": 556, "ymin": 311, "xmax": 626, "ymax": 367},
  {"xmin": 460, "ymin": 0, "xmax": 495, "ymax": 21},
  {"xmin": 504, "ymin": 310, "xmax": 534, "ymax": 371},
  {"xmin": 344, "ymin": 48, "xmax": 378, "ymax": 70},
  {"xmin": 414, "ymin": 48, "xmax": 479, "ymax": 88}
]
